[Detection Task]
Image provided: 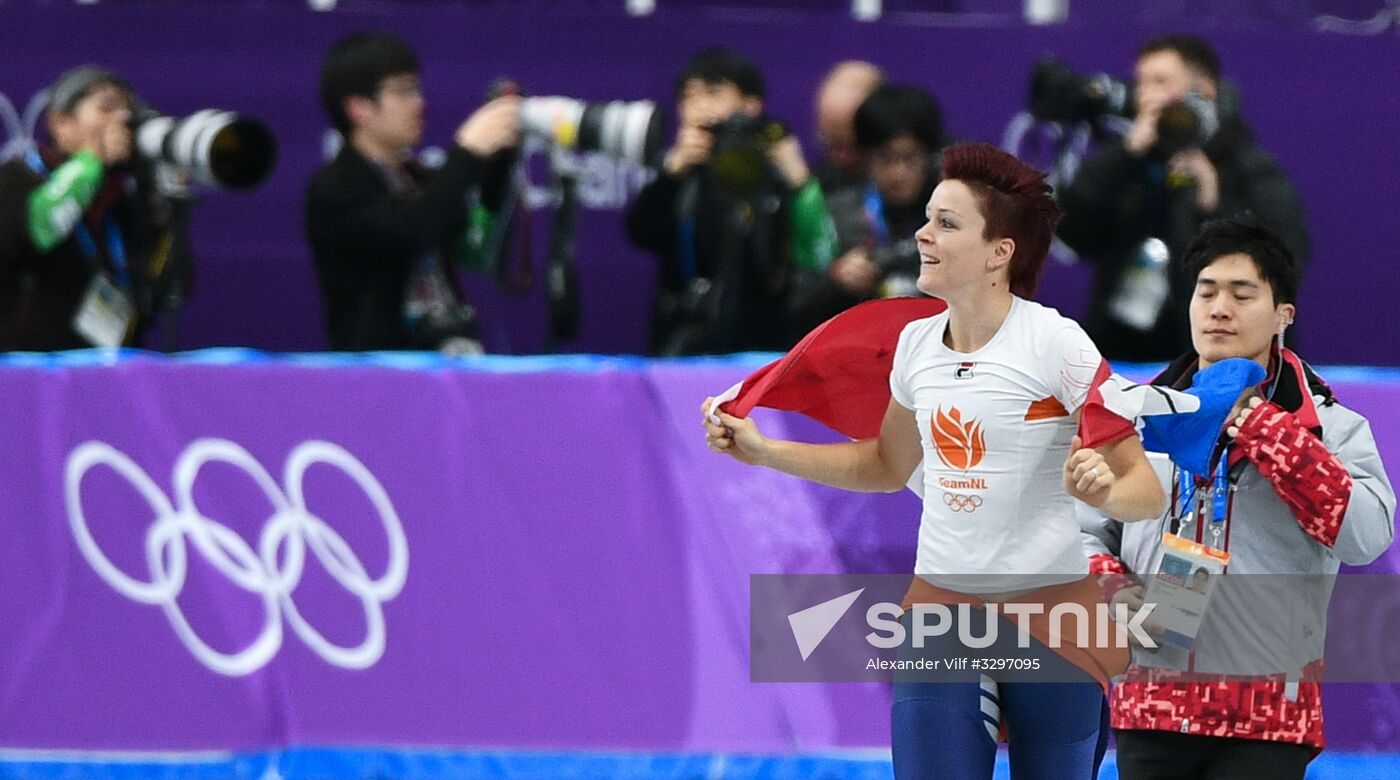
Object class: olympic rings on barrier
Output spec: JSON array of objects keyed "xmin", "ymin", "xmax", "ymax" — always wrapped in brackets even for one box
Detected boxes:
[
  {"xmin": 942, "ymin": 492, "xmax": 984, "ymax": 513},
  {"xmin": 64, "ymin": 439, "xmax": 407, "ymax": 677}
]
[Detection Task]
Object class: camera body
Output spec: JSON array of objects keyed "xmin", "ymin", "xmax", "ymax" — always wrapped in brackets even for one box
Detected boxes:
[
  {"xmin": 705, "ymin": 113, "xmax": 787, "ymax": 197},
  {"xmin": 1029, "ymin": 58, "xmax": 1131, "ymax": 125},
  {"xmin": 869, "ymin": 236, "xmax": 919, "ymax": 276},
  {"xmin": 1028, "ymin": 58, "xmax": 1218, "ymax": 154}
]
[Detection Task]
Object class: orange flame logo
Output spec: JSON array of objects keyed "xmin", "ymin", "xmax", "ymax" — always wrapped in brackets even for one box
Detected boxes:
[{"xmin": 931, "ymin": 406, "xmax": 986, "ymax": 471}]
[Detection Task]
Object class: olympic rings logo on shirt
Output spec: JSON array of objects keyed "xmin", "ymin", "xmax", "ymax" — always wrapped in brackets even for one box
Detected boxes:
[
  {"xmin": 64, "ymin": 438, "xmax": 408, "ymax": 677},
  {"xmin": 943, "ymin": 492, "xmax": 984, "ymax": 513}
]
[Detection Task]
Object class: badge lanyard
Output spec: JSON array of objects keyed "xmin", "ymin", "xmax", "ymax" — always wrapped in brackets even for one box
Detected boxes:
[
  {"xmin": 675, "ymin": 177, "xmax": 700, "ymax": 283},
  {"xmin": 863, "ymin": 185, "xmax": 889, "ymax": 246},
  {"xmin": 1175, "ymin": 446, "xmax": 1232, "ymax": 550},
  {"xmin": 24, "ymin": 149, "xmax": 129, "ymax": 288}
]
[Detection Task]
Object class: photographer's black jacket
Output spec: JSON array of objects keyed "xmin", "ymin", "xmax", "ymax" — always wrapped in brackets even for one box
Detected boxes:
[
  {"xmin": 304, "ymin": 143, "xmax": 504, "ymax": 351},
  {"xmin": 0, "ymin": 150, "xmax": 154, "ymax": 351},
  {"xmin": 1057, "ymin": 118, "xmax": 1309, "ymax": 362},
  {"xmin": 624, "ymin": 168, "xmax": 797, "ymax": 356}
]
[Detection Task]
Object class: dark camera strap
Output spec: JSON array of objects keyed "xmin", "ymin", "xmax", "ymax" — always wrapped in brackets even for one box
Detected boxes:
[
  {"xmin": 676, "ymin": 176, "xmax": 701, "ymax": 283},
  {"xmin": 546, "ymin": 175, "xmax": 582, "ymax": 343}
]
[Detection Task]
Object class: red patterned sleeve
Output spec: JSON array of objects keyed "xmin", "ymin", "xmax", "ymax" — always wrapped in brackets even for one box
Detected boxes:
[
  {"xmin": 1234, "ymin": 401, "xmax": 1352, "ymax": 547},
  {"xmin": 1088, "ymin": 554, "xmax": 1136, "ymax": 601}
]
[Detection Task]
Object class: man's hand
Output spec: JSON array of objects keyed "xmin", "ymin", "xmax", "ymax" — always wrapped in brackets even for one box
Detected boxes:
[
  {"xmin": 1227, "ymin": 396, "xmax": 1266, "ymax": 439},
  {"xmin": 663, "ymin": 125, "xmax": 713, "ymax": 177},
  {"xmin": 1065, "ymin": 435, "xmax": 1116, "ymax": 508},
  {"xmin": 83, "ymin": 118, "xmax": 132, "ymax": 166},
  {"xmin": 1123, "ymin": 105, "xmax": 1161, "ymax": 157},
  {"xmin": 830, "ymin": 247, "xmax": 881, "ymax": 295},
  {"xmin": 1169, "ymin": 149, "xmax": 1220, "ymax": 212},
  {"xmin": 1110, "ymin": 584, "xmax": 1165, "ymax": 649},
  {"xmin": 457, "ymin": 96, "xmax": 521, "ymax": 157},
  {"xmin": 702, "ymin": 397, "xmax": 768, "ymax": 466},
  {"xmin": 767, "ymin": 136, "xmax": 811, "ymax": 191}
]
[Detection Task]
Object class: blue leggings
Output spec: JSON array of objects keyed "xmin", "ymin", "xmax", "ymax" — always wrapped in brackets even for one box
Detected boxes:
[
  {"xmin": 892, "ymin": 677, "xmax": 1108, "ymax": 779},
  {"xmin": 890, "ymin": 609, "xmax": 1110, "ymax": 779}
]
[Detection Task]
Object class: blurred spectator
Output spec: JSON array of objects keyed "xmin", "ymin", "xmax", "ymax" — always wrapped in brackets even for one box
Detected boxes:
[
  {"xmin": 812, "ymin": 60, "xmax": 885, "ymax": 194},
  {"xmin": 625, "ymin": 47, "xmax": 837, "ymax": 355},
  {"xmin": 792, "ymin": 83, "xmax": 946, "ymax": 330},
  {"xmin": 1057, "ymin": 34, "xmax": 1309, "ymax": 363},
  {"xmin": 0, "ymin": 66, "xmax": 163, "ymax": 350},
  {"xmin": 305, "ymin": 32, "xmax": 520, "ymax": 353}
]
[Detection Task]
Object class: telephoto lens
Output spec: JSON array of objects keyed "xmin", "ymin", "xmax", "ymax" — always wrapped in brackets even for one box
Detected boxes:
[
  {"xmin": 519, "ymin": 96, "xmax": 665, "ymax": 166},
  {"xmin": 131, "ymin": 101, "xmax": 277, "ymax": 190},
  {"xmin": 1154, "ymin": 93, "xmax": 1218, "ymax": 156}
]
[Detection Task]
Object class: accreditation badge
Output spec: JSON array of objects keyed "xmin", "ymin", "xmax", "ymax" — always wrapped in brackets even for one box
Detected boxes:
[
  {"xmin": 1142, "ymin": 532, "xmax": 1230, "ymax": 650},
  {"xmin": 73, "ymin": 273, "xmax": 134, "ymax": 349}
]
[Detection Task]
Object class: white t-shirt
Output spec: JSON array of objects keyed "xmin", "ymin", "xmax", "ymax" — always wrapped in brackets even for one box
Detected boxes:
[{"xmin": 890, "ymin": 296, "xmax": 1107, "ymax": 593}]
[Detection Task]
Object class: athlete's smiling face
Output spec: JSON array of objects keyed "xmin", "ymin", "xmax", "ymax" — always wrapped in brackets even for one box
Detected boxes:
[{"xmin": 914, "ymin": 179, "xmax": 1013, "ymax": 299}]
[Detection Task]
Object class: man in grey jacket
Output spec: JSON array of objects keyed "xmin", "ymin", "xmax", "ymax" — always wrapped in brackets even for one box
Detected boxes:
[{"xmin": 1081, "ymin": 216, "xmax": 1394, "ymax": 779}]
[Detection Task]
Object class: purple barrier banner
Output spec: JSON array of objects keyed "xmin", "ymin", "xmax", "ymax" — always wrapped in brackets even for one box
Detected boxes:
[
  {"xmin": 0, "ymin": 353, "xmax": 907, "ymax": 755},
  {"xmin": 1, "ymin": 3, "xmax": 1398, "ymax": 364},
  {"xmin": 0, "ymin": 354, "xmax": 1397, "ymax": 753}
]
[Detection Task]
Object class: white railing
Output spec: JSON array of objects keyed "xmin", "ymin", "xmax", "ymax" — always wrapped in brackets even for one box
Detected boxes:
[
  {"xmin": 291, "ymin": 0, "xmax": 1071, "ymax": 24},
  {"xmin": 46, "ymin": 0, "xmax": 1400, "ymax": 30}
]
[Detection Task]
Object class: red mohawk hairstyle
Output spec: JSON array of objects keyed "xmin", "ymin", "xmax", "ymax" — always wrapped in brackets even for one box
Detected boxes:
[{"xmin": 939, "ymin": 142, "xmax": 1061, "ymax": 297}]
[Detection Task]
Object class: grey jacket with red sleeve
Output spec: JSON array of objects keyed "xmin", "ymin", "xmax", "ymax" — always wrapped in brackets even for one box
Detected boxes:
[{"xmin": 1079, "ymin": 347, "xmax": 1396, "ymax": 749}]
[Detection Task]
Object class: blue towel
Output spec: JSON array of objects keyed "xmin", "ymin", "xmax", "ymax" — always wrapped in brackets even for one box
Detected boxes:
[{"xmin": 1141, "ymin": 358, "xmax": 1267, "ymax": 475}]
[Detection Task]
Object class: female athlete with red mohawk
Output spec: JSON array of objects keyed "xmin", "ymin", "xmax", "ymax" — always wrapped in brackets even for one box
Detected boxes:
[{"xmin": 705, "ymin": 142, "xmax": 1166, "ymax": 779}]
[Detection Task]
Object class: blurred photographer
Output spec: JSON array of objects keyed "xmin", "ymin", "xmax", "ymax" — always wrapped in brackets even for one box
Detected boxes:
[
  {"xmin": 792, "ymin": 83, "xmax": 946, "ymax": 330},
  {"xmin": 624, "ymin": 47, "xmax": 837, "ymax": 356},
  {"xmin": 305, "ymin": 32, "xmax": 519, "ymax": 353},
  {"xmin": 812, "ymin": 60, "xmax": 885, "ymax": 194},
  {"xmin": 0, "ymin": 66, "xmax": 160, "ymax": 350},
  {"xmin": 1057, "ymin": 35, "xmax": 1309, "ymax": 363}
]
